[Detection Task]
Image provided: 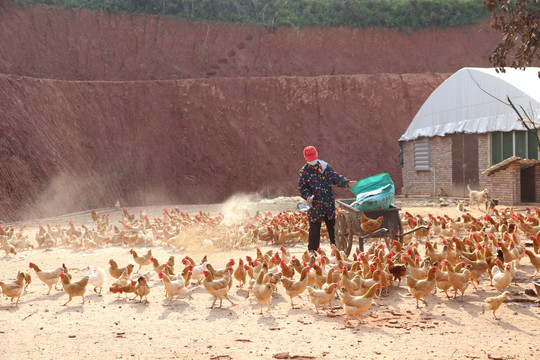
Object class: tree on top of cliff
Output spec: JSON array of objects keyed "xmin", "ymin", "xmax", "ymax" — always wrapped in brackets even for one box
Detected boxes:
[{"xmin": 484, "ymin": 0, "xmax": 540, "ymax": 74}]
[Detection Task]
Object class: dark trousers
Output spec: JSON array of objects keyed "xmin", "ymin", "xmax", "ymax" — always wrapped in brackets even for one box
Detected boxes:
[{"xmin": 308, "ymin": 217, "xmax": 335, "ymax": 251}]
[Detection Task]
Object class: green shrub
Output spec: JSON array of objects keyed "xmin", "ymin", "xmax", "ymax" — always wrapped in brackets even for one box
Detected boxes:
[{"xmin": 14, "ymin": 0, "xmax": 490, "ymax": 28}]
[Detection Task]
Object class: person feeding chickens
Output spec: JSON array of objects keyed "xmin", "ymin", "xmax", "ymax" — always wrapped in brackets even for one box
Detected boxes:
[{"xmin": 298, "ymin": 146, "xmax": 356, "ymax": 253}]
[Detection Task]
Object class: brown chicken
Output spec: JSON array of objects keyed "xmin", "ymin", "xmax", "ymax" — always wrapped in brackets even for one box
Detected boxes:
[
  {"xmin": 280, "ymin": 267, "xmax": 309, "ymax": 308},
  {"xmin": 360, "ymin": 212, "xmax": 384, "ymax": 233},
  {"xmin": 130, "ymin": 248, "xmax": 152, "ymax": 273},
  {"xmin": 151, "ymin": 256, "xmax": 174, "ymax": 275},
  {"xmin": 445, "ymin": 260, "xmax": 471, "ymax": 302},
  {"xmin": 0, "ymin": 272, "xmax": 26, "ymax": 305},
  {"xmin": 29, "ymin": 262, "xmax": 63, "ymax": 295},
  {"xmin": 203, "ymin": 268, "xmax": 235, "ymax": 308},
  {"xmin": 406, "ymin": 266, "xmax": 437, "ymax": 308},
  {"xmin": 132, "ymin": 275, "xmax": 150, "ymax": 304},
  {"xmin": 524, "ymin": 249, "xmax": 540, "ymax": 276},
  {"xmin": 108, "ymin": 259, "xmax": 134, "ymax": 279},
  {"xmin": 425, "ymin": 241, "xmax": 447, "ymax": 263},
  {"xmin": 109, "ymin": 268, "xmax": 130, "ymax": 297},
  {"xmin": 60, "ymin": 272, "xmax": 89, "ymax": 306},
  {"xmin": 21, "ymin": 271, "xmax": 32, "ymax": 292},
  {"xmin": 340, "ymin": 282, "xmax": 380, "ymax": 323},
  {"xmin": 460, "ymin": 247, "xmax": 488, "ymax": 290},
  {"xmin": 483, "ymin": 291, "xmax": 510, "ymax": 320},
  {"xmin": 432, "ymin": 261, "xmax": 452, "ymax": 298},
  {"xmin": 387, "ymin": 258, "xmax": 407, "ymax": 286},
  {"xmin": 252, "ymin": 268, "xmax": 273, "ymax": 314},
  {"xmin": 280, "ymin": 260, "xmax": 296, "ymax": 279},
  {"xmin": 233, "ymin": 258, "xmax": 247, "ymax": 287}
]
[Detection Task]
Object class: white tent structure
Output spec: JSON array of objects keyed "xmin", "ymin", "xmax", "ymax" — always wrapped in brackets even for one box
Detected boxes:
[{"xmin": 400, "ymin": 67, "xmax": 540, "ymax": 142}]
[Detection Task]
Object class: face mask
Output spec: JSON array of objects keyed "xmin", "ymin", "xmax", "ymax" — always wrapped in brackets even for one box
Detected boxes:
[{"xmin": 308, "ymin": 160, "xmax": 318, "ymax": 165}]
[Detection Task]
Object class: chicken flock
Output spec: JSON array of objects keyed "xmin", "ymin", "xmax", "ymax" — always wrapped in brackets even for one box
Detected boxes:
[{"xmin": 1, "ymin": 205, "xmax": 540, "ymax": 324}]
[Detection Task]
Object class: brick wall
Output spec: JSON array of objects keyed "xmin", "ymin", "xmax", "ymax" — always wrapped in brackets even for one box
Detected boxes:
[
  {"xmin": 401, "ymin": 136, "xmax": 452, "ymax": 196},
  {"xmin": 489, "ymin": 163, "xmax": 521, "ymax": 205},
  {"xmin": 402, "ymin": 133, "xmax": 492, "ymax": 197},
  {"xmin": 478, "ymin": 133, "xmax": 492, "ymax": 191}
]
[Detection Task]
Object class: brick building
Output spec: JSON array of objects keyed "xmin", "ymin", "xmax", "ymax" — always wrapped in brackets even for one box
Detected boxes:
[{"xmin": 399, "ymin": 67, "xmax": 540, "ymax": 205}]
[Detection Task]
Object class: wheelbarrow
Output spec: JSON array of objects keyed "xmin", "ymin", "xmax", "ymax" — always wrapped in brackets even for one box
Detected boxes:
[{"xmin": 335, "ymin": 198, "xmax": 428, "ymax": 256}]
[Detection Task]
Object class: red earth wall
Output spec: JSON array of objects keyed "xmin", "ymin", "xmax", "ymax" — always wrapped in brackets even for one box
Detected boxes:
[
  {"xmin": 0, "ymin": 1, "xmax": 502, "ymax": 221},
  {"xmin": 0, "ymin": 2, "xmax": 500, "ymax": 80}
]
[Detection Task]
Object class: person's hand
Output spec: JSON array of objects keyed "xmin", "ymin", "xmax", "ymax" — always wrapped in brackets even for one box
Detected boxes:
[
  {"xmin": 307, "ymin": 195, "xmax": 314, "ymax": 203},
  {"xmin": 348, "ymin": 181, "xmax": 357, "ymax": 188}
]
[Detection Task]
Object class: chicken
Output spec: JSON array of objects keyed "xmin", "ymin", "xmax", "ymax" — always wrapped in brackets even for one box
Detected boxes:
[
  {"xmin": 524, "ymin": 249, "xmax": 540, "ymax": 276},
  {"xmin": 339, "ymin": 267, "xmax": 360, "ymax": 294},
  {"xmin": 132, "ymin": 275, "xmax": 150, "ymax": 304},
  {"xmin": 182, "ymin": 256, "xmax": 207, "ymax": 284},
  {"xmin": 424, "ymin": 241, "xmax": 447, "ymax": 264},
  {"xmin": 360, "ymin": 212, "xmax": 384, "ymax": 233},
  {"xmin": 340, "ymin": 283, "xmax": 380, "ymax": 323},
  {"xmin": 405, "ymin": 266, "xmax": 437, "ymax": 308},
  {"xmin": 460, "ymin": 246, "xmax": 488, "ymax": 290},
  {"xmin": 203, "ymin": 268, "xmax": 235, "ymax": 308},
  {"xmin": 87, "ymin": 266, "xmax": 107, "ymax": 295},
  {"xmin": 233, "ymin": 258, "xmax": 247, "ymax": 287},
  {"xmin": 311, "ymin": 264, "xmax": 327, "ymax": 289},
  {"xmin": 492, "ymin": 263, "xmax": 513, "ymax": 292},
  {"xmin": 130, "ymin": 248, "xmax": 152, "ymax": 273},
  {"xmin": 0, "ymin": 272, "xmax": 26, "ymax": 305},
  {"xmin": 159, "ymin": 270, "xmax": 191, "ymax": 304},
  {"xmin": 307, "ymin": 283, "xmax": 338, "ymax": 313},
  {"xmin": 387, "ymin": 258, "xmax": 407, "ymax": 286},
  {"xmin": 109, "ymin": 268, "xmax": 130, "ymax": 297},
  {"xmin": 60, "ymin": 272, "xmax": 89, "ymax": 306},
  {"xmin": 62, "ymin": 263, "xmax": 73, "ymax": 280},
  {"xmin": 483, "ymin": 291, "xmax": 510, "ymax": 320},
  {"xmin": 151, "ymin": 256, "xmax": 174, "ymax": 275},
  {"xmin": 29, "ymin": 262, "xmax": 63, "ymax": 295},
  {"xmin": 445, "ymin": 260, "xmax": 471, "ymax": 302},
  {"xmin": 432, "ymin": 262, "xmax": 452, "ymax": 298},
  {"xmin": 279, "ymin": 260, "xmax": 295, "ymax": 279},
  {"xmin": 21, "ymin": 271, "xmax": 32, "ymax": 292},
  {"xmin": 403, "ymin": 255, "xmax": 428, "ymax": 280},
  {"xmin": 2, "ymin": 239, "xmax": 17, "ymax": 257},
  {"xmin": 252, "ymin": 268, "xmax": 273, "ymax": 314},
  {"xmin": 108, "ymin": 259, "xmax": 134, "ymax": 279},
  {"xmin": 280, "ymin": 267, "xmax": 309, "ymax": 308}
]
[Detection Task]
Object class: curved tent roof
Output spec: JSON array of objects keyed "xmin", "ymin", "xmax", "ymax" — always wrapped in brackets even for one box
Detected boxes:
[{"xmin": 400, "ymin": 67, "xmax": 540, "ymax": 142}]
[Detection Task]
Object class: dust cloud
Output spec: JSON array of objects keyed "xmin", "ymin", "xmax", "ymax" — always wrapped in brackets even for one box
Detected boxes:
[
  {"xmin": 219, "ymin": 193, "xmax": 262, "ymax": 227},
  {"xmin": 17, "ymin": 173, "xmax": 99, "ymax": 222}
]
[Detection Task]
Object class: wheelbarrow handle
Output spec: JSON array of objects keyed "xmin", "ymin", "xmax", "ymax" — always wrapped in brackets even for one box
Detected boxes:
[
  {"xmin": 399, "ymin": 225, "xmax": 429, "ymax": 238},
  {"xmin": 359, "ymin": 227, "xmax": 389, "ymax": 240}
]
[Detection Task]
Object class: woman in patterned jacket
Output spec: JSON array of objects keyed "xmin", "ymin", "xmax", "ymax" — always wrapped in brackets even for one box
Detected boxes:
[{"xmin": 298, "ymin": 146, "xmax": 356, "ymax": 252}]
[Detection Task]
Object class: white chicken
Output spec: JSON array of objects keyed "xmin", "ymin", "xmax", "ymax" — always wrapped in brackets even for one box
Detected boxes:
[
  {"xmin": 492, "ymin": 263, "xmax": 514, "ymax": 292},
  {"xmin": 159, "ymin": 270, "xmax": 192, "ymax": 304},
  {"xmin": 87, "ymin": 266, "xmax": 107, "ymax": 295},
  {"xmin": 183, "ymin": 258, "xmax": 207, "ymax": 285}
]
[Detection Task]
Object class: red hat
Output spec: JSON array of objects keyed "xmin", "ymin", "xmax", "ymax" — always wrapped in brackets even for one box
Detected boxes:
[{"xmin": 303, "ymin": 146, "xmax": 318, "ymax": 163}]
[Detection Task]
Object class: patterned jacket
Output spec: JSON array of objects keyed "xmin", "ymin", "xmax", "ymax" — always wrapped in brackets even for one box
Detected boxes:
[{"xmin": 298, "ymin": 160, "xmax": 349, "ymax": 222}]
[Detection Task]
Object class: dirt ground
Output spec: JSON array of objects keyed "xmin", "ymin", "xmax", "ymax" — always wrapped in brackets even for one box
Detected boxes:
[{"xmin": 1, "ymin": 196, "xmax": 539, "ymax": 360}]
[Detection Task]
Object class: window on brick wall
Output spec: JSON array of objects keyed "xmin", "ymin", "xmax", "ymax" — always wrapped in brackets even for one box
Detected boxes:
[
  {"xmin": 490, "ymin": 131, "xmax": 539, "ymax": 165},
  {"xmin": 414, "ymin": 138, "xmax": 430, "ymax": 171}
]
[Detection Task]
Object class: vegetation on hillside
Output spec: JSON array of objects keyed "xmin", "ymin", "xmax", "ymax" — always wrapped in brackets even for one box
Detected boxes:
[{"xmin": 16, "ymin": 0, "xmax": 488, "ymax": 29}]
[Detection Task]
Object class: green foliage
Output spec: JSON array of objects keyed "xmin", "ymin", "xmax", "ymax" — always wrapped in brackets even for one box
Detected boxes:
[{"xmin": 14, "ymin": 0, "xmax": 490, "ymax": 29}]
